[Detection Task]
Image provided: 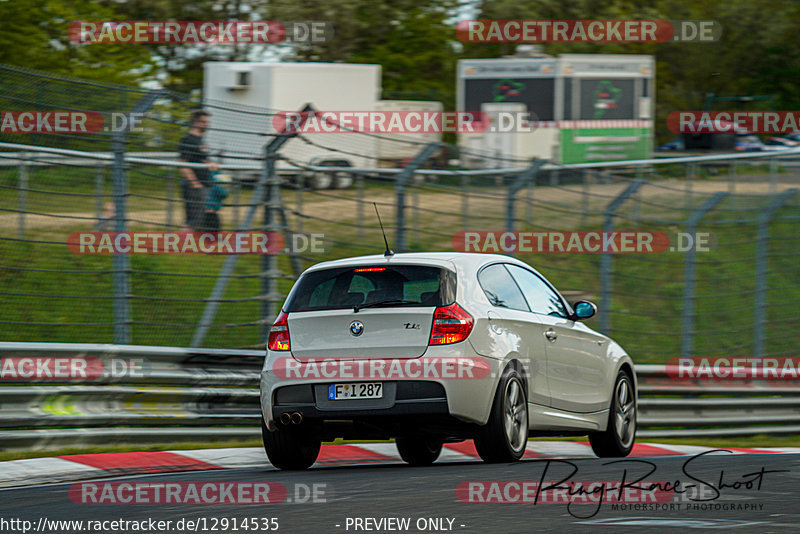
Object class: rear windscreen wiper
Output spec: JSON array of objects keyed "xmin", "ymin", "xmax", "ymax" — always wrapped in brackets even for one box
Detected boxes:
[{"xmin": 354, "ymin": 299, "xmax": 419, "ymax": 313}]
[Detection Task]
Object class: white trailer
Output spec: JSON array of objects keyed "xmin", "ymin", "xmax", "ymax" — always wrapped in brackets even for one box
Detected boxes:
[
  {"xmin": 373, "ymin": 100, "xmax": 443, "ymax": 167},
  {"xmin": 203, "ymin": 62, "xmax": 442, "ymax": 188},
  {"xmin": 457, "ymin": 54, "xmax": 655, "ymax": 167}
]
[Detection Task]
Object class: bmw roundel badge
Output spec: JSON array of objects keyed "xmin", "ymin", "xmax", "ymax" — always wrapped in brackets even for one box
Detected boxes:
[{"xmin": 350, "ymin": 320, "xmax": 364, "ymax": 336}]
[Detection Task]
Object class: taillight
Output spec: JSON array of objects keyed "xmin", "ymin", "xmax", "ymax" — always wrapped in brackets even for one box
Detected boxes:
[
  {"xmin": 429, "ymin": 303, "xmax": 474, "ymax": 345},
  {"xmin": 268, "ymin": 310, "xmax": 291, "ymax": 351}
]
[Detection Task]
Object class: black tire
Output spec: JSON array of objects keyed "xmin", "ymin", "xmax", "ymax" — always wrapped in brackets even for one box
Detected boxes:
[
  {"xmin": 261, "ymin": 419, "xmax": 321, "ymax": 470},
  {"xmin": 474, "ymin": 366, "xmax": 528, "ymax": 463},
  {"xmin": 589, "ymin": 370, "xmax": 636, "ymax": 458},
  {"xmin": 331, "ymin": 171, "xmax": 354, "ymax": 190},
  {"xmin": 395, "ymin": 437, "xmax": 443, "ymax": 466},
  {"xmin": 306, "ymin": 171, "xmax": 333, "ymax": 190}
]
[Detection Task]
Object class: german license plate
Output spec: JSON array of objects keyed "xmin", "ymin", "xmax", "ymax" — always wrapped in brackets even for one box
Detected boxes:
[{"xmin": 328, "ymin": 382, "xmax": 383, "ymax": 400}]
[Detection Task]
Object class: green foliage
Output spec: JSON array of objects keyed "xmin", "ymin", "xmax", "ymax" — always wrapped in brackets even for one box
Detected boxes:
[
  {"xmin": 467, "ymin": 0, "xmax": 800, "ymax": 142},
  {"xmin": 4, "ymin": 0, "xmax": 799, "ymax": 130},
  {"xmin": 0, "ymin": 0, "xmax": 155, "ymax": 85},
  {"xmin": 262, "ymin": 0, "xmax": 460, "ymax": 107}
]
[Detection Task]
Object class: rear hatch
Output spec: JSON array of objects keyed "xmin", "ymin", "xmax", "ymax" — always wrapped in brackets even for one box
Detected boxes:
[{"xmin": 284, "ymin": 264, "xmax": 456, "ymax": 360}]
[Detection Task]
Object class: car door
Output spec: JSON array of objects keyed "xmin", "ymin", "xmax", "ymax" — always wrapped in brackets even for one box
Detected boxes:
[
  {"xmin": 475, "ymin": 264, "xmax": 550, "ymax": 406},
  {"xmin": 505, "ymin": 264, "xmax": 609, "ymax": 413}
]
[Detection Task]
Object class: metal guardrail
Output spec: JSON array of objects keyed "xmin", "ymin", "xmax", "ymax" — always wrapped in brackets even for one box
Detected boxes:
[
  {"xmin": 4, "ymin": 141, "xmax": 800, "ymax": 174},
  {"xmin": 0, "ymin": 343, "xmax": 798, "ymax": 450}
]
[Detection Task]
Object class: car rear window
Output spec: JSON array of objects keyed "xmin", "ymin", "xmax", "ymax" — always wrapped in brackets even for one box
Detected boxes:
[{"xmin": 284, "ymin": 265, "xmax": 456, "ymax": 312}]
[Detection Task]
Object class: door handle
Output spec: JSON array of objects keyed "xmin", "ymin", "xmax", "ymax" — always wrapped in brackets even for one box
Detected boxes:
[{"xmin": 544, "ymin": 329, "xmax": 557, "ymax": 342}]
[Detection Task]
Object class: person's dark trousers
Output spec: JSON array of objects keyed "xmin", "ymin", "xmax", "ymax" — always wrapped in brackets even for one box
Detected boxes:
[
  {"xmin": 201, "ymin": 211, "xmax": 221, "ymax": 233},
  {"xmin": 181, "ymin": 181, "xmax": 206, "ymax": 230}
]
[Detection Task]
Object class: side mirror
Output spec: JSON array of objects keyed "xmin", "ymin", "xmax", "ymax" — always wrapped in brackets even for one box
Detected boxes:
[{"xmin": 572, "ymin": 300, "xmax": 597, "ymax": 320}]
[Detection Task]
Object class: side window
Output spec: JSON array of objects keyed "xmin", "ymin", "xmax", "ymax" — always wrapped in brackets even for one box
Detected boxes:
[
  {"xmin": 506, "ymin": 264, "xmax": 568, "ymax": 318},
  {"xmin": 477, "ymin": 264, "xmax": 529, "ymax": 312}
]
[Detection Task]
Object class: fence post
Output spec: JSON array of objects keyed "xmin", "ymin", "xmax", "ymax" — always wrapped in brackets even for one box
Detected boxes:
[
  {"xmin": 111, "ymin": 130, "xmax": 131, "ymax": 344},
  {"xmin": 356, "ymin": 172, "xmax": 364, "ymax": 240},
  {"xmin": 233, "ymin": 176, "xmax": 241, "ymax": 230},
  {"xmin": 461, "ymin": 173, "xmax": 469, "ymax": 231},
  {"xmin": 109, "ymin": 90, "xmax": 162, "ymax": 344},
  {"xmin": 550, "ymin": 168, "xmax": 559, "ymax": 186},
  {"xmin": 581, "ymin": 169, "xmax": 590, "ymax": 227},
  {"xmin": 17, "ymin": 153, "xmax": 28, "ymax": 239},
  {"xmin": 633, "ymin": 167, "xmax": 642, "ymax": 225},
  {"xmin": 94, "ymin": 163, "xmax": 105, "ymax": 224},
  {"xmin": 680, "ymin": 192, "xmax": 728, "ymax": 359},
  {"xmin": 295, "ymin": 173, "xmax": 304, "ymax": 235},
  {"xmin": 598, "ymin": 179, "xmax": 644, "ymax": 333},
  {"xmin": 191, "ymin": 104, "xmax": 313, "ymax": 348},
  {"xmin": 728, "ymin": 160, "xmax": 736, "ymax": 194},
  {"xmin": 166, "ymin": 170, "xmax": 175, "ymax": 229},
  {"xmin": 278, "ymin": 196, "xmax": 302, "ymax": 278},
  {"xmin": 754, "ymin": 189, "xmax": 797, "ymax": 359},
  {"xmin": 769, "ymin": 157, "xmax": 777, "ymax": 194},
  {"xmin": 395, "ymin": 143, "xmax": 442, "ymax": 252},
  {"xmin": 411, "ymin": 178, "xmax": 419, "ymax": 246},
  {"xmin": 263, "ymin": 142, "xmax": 284, "ymax": 340},
  {"xmin": 506, "ymin": 159, "xmax": 545, "ymax": 236}
]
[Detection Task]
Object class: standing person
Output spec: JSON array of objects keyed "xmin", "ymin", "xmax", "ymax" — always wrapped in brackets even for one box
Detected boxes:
[{"xmin": 179, "ymin": 110, "xmax": 218, "ymax": 231}]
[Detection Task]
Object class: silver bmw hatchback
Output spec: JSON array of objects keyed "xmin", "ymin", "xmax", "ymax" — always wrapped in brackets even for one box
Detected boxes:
[{"xmin": 260, "ymin": 252, "xmax": 636, "ymax": 469}]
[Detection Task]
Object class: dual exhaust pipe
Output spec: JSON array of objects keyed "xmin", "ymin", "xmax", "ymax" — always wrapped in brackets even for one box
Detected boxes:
[{"xmin": 279, "ymin": 411, "xmax": 303, "ymax": 425}]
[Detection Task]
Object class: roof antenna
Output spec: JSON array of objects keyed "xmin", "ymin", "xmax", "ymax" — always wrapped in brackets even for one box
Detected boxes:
[{"xmin": 374, "ymin": 202, "xmax": 394, "ymax": 257}]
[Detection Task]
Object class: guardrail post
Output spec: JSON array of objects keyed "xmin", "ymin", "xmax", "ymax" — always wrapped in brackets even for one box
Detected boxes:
[
  {"xmin": 685, "ymin": 161, "xmax": 694, "ymax": 209},
  {"xmin": 191, "ymin": 104, "xmax": 313, "ymax": 348},
  {"xmin": 728, "ymin": 160, "xmax": 736, "ymax": 194},
  {"xmin": 17, "ymin": 152, "xmax": 27, "ymax": 239},
  {"xmin": 506, "ymin": 159, "xmax": 545, "ymax": 237},
  {"xmin": 598, "ymin": 179, "xmax": 644, "ymax": 333},
  {"xmin": 395, "ymin": 143, "xmax": 442, "ymax": 252},
  {"xmin": 754, "ymin": 189, "xmax": 798, "ymax": 359},
  {"xmin": 680, "ymin": 192, "xmax": 728, "ymax": 358}
]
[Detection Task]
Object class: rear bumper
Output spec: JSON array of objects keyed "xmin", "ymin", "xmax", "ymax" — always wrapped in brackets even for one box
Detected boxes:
[
  {"xmin": 259, "ymin": 344, "xmax": 503, "ymax": 431},
  {"xmin": 270, "ymin": 381, "xmax": 449, "ymax": 420}
]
